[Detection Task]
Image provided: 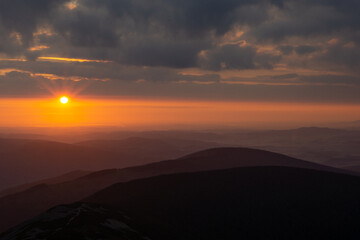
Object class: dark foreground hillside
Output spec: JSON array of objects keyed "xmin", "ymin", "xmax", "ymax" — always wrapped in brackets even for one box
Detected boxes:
[
  {"xmin": 0, "ymin": 203, "xmax": 150, "ymax": 240},
  {"xmin": 3, "ymin": 166, "xmax": 360, "ymax": 239},
  {"xmin": 84, "ymin": 167, "xmax": 360, "ymax": 239},
  {"xmin": 0, "ymin": 148, "xmax": 348, "ymax": 232}
]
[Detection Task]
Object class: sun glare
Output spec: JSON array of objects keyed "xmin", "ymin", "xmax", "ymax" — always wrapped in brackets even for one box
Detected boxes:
[{"xmin": 60, "ymin": 96, "xmax": 69, "ymax": 104}]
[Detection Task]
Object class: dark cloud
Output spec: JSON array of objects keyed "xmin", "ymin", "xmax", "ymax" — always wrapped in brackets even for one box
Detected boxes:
[
  {"xmin": 83, "ymin": 79, "xmax": 360, "ymax": 103},
  {"xmin": 299, "ymin": 74, "xmax": 360, "ymax": 86},
  {"xmin": 0, "ymin": 0, "xmax": 284, "ymax": 66},
  {"xmin": 84, "ymin": 0, "xmax": 282, "ymax": 37},
  {"xmin": 0, "ymin": 32, "xmax": 23, "ymax": 57},
  {"xmin": 0, "ymin": 0, "xmax": 67, "ymax": 47},
  {"xmin": 1, "ymin": 59, "xmax": 360, "ymax": 104},
  {"xmin": 0, "ymin": 71, "xmax": 46, "ymax": 95},
  {"xmin": 249, "ymin": 0, "xmax": 360, "ymax": 43},
  {"xmin": 317, "ymin": 44, "xmax": 360, "ymax": 70},
  {"xmin": 0, "ymin": 0, "xmax": 360, "ymax": 103},
  {"xmin": 1, "ymin": 0, "xmax": 359, "ymax": 69},
  {"xmin": 24, "ymin": 51, "xmax": 41, "ymax": 61},
  {"xmin": 276, "ymin": 44, "xmax": 319, "ymax": 56},
  {"xmin": 199, "ymin": 45, "xmax": 257, "ymax": 71},
  {"xmin": 294, "ymin": 45, "xmax": 318, "ymax": 55},
  {"xmin": 0, "ymin": 60, "xmax": 220, "ymax": 84},
  {"xmin": 254, "ymin": 51, "xmax": 282, "ymax": 69},
  {"xmin": 277, "ymin": 45, "xmax": 294, "ymax": 55},
  {"xmin": 119, "ymin": 38, "xmax": 210, "ymax": 68},
  {"xmin": 51, "ymin": 6, "xmax": 119, "ymax": 48},
  {"xmin": 271, "ymin": 73, "xmax": 298, "ymax": 80},
  {"xmin": 199, "ymin": 44, "xmax": 281, "ymax": 71}
]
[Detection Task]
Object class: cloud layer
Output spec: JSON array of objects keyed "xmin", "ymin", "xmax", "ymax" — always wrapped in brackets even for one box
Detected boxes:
[{"xmin": 0, "ymin": 0, "xmax": 359, "ymax": 102}]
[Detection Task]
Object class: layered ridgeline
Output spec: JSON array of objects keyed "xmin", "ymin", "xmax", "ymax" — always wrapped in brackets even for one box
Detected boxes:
[
  {"xmin": 0, "ymin": 148, "xmax": 354, "ymax": 233},
  {"xmin": 0, "ymin": 137, "xmax": 219, "ymax": 190},
  {"xmin": 73, "ymin": 127, "xmax": 360, "ymax": 169},
  {"xmin": 2, "ymin": 166, "xmax": 360, "ymax": 239},
  {"xmin": 2, "ymin": 127, "xmax": 359, "ymax": 192},
  {"xmin": 0, "ymin": 170, "xmax": 91, "ymax": 198}
]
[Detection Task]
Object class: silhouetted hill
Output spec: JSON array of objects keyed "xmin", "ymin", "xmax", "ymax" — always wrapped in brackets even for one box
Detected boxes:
[
  {"xmin": 0, "ymin": 170, "xmax": 91, "ymax": 198},
  {"xmin": 344, "ymin": 165, "xmax": 360, "ymax": 172},
  {"xmin": 82, "ymin": 167, "xmax": 360, "ymax": 239},
  {"xmin": 0, "ymin": 147, "xmax": 351, "ymax": 232},
  {"xmin": 0, "ymin": 203, "xmax": 150, "ymax": 240},
  {"xmin": 4, "ymin": 126, "xmax": 359, "ymax": 172},
  {"xmin": 70, "ymin": 127, "xmax": 360, "ymax": 170},
  {"xmin": 3, "ymin": 166, "xmax": 360, "ymax": 239},
  {"xmin": 77, "ymin": 137, "xmax": 219, "ymax": 157},
  {"xmin": 219, "ymin": 127, "xmax": 360, "ymax": 169},
  {"xmin": 0, "ymin": 139, "xmax": 124, "ymax": 190},
  {"xmin": 0, "ymin": 137, "xmax": 219, "ymax": 190},
  {"xmin": 81, "ymin": 130, "xmax": 222, "ymax": 142}
]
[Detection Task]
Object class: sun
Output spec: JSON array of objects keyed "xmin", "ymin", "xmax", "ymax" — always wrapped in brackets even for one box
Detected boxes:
[{"xmin": 60, "ymin": 96, "xmax": 69, "ymax": 104}]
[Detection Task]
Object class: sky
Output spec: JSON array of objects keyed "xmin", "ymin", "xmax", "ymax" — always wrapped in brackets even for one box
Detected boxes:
[{"xmin": 0, "ymin": 0, "xmax": 360, "ymax": 128}]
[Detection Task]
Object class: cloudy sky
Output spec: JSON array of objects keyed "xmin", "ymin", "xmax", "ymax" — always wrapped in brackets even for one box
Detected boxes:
[{"xmin": 0, "ymin": 0, "xmax": 360, "ymax": 128}]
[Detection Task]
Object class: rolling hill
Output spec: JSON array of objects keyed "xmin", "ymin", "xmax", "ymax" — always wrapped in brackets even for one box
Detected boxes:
[
  {"xmin": 0, "ymin": 147, "xmax": 353, "ymax": 233},
  {"xmin": 83, "ymin": 166, "xmax": 360, "ymax": 239},
  {"xmin": 0, "ymin": 170, "xmax": 91, "ymax": 198},
  {"xmin": 3, "ymin": 166, "xmax": 360, "ymax": 239},
  {"xmin": 0, "ymin": 137, "xmax": 218, "ymax": 190}
]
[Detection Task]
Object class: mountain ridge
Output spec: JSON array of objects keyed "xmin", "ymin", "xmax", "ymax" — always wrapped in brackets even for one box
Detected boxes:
[
  {"xmin": 3, "ymin": 165, "xmax": 360, "ymax": 239},
  {"xmin": 0, "ymin": 147, "xmax": 355, "ymax": 233}
]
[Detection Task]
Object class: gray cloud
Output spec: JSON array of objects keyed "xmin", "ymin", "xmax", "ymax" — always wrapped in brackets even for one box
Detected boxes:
[
  {"xmin": 299, "ymin": 74, "xmax": 360, "ymax": 86},
  {"xmin": 316, "ymin": 44, "xmax": 360, "ymax": 70},
  {"xmin": 0, "ymin": 0, "xmax": 360, "ymax": 103},
  {"xmin": 0, "ymin": 0, "xmax": 68, "ymax": 48},
  {"xmin": 249, "ymin": 0, "xmax": 360, "ymax": 42},
  {"xmin": 199, "ymin": 44, "xmax": 281, "ymax": 71},
  {"xmin": 277, "ymin": 45, "xmax": 319, "ymax": 55},
  {"xmin": 119, "ymin": 38, "xmax": 210, "ymax": 68},
  {"xmin": 1, "ymin": 68, "xmax": 360, "ymax": 103},
  {"xmin": 277, "ymin": 45, "xmax": 294, "ymax": 55},
  {"xmin": 84, "ymin": 0, "xmax": 282, "ymax": 37},
  {"xmin": 0, "ymin": 71, "xmax": 48, "ymax": 95},
  {"xmin": 1, "ymin": 0, "xmax": 359, "ymax": 70},
  {"xmin": 199, "ymin": 45, "xmax": 257, "ymax": 71},
  {"xmin": 294, "ymin": 45, "xmax": 318, "ymax": 55},
  {"xmin": 0, "ymin": 0, "xmax": 283, "ymax": 66}
]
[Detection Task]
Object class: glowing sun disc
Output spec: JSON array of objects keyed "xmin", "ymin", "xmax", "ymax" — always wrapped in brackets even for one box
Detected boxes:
[{"xmin": 60, "ymin": 96, "xmax": 69, "ymax": 104}]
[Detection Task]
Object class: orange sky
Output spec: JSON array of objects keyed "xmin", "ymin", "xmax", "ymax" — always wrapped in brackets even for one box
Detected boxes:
[{"xmin": 1, "ymin": 97, "xmax": 360, "ymax": 129}]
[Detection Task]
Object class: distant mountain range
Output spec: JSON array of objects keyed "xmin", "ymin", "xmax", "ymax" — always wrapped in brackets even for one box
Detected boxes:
[
  {"xmin": 1, "ymin": 127, "xmax": 360, "ymax": 238},
  {"xmin": 0, "ymin": 170, "xmax": 90, "ymax": 198},
  {"xmin": 0, "ymin": 137, "xmax": 219, "ymax": 190},
  {"xmin": 0, "ymin": 147, "xmax": 354, "ymax": 233},
  {"xmin": 1, "ymin": 127, "xmax": 360, "ymax": 184}
]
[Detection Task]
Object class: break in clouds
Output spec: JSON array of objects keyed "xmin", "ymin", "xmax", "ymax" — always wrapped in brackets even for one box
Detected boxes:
[{"xmin": 0, "ymin": 0, "xmax": 360, "ymax": 102}]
